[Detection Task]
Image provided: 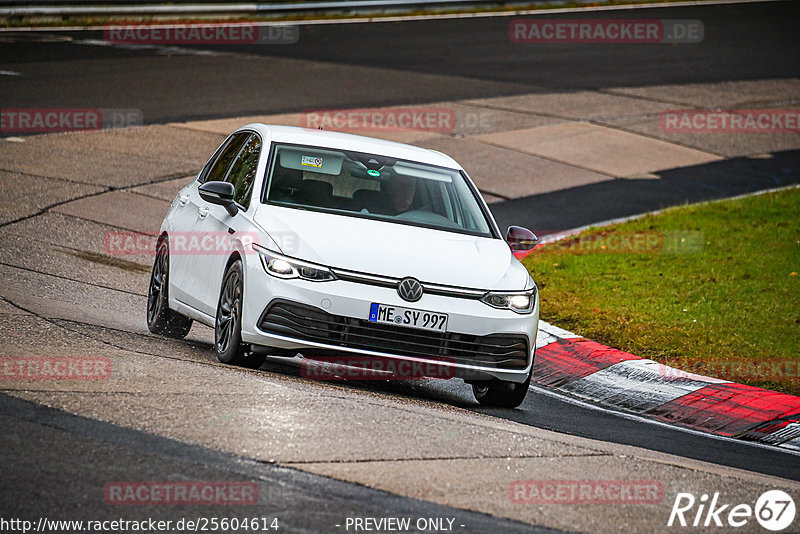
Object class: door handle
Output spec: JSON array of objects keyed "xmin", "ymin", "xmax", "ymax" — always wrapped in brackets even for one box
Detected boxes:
[
  {"xmin": 178, "ymin": 195, "xmax": 189, "ymax": 206},
  {"xmin": 198, "ymin": 206, "xmax": 210, "ymax": 218}
]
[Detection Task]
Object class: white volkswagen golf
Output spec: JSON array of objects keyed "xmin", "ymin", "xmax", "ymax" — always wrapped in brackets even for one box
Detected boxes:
[{"xmin": 148, "ymin": 124, "xmax": 539, "ymax": 407}]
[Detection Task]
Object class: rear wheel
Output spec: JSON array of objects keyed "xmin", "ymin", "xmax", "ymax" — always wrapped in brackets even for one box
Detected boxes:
[
  {"xmin": 147, "ymin": 239, "xmax": 192, "ymax": 339},
  {"xmin": 472, "ymin": 372, "xmax": 531, "ymax": 408},
  {"xmin": 215, "ymin": 260, "xmax": 266, "ymax": 369}
]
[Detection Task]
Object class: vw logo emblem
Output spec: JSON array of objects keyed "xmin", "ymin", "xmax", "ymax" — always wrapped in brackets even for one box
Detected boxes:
[{"xmin": 397, "ymin": 277, "xmax": 423, "ymax": 302}]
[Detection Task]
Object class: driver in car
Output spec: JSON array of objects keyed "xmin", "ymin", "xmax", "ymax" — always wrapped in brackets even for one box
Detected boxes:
[{"xmin": 383, "ymin": 174, "xmax": 416, "ymax": 215}]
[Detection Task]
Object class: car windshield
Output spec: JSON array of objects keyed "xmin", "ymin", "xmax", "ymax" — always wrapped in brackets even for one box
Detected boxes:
[{"xmin": 263, "ymin": 143, "xmax": 494, "ymax": 237}]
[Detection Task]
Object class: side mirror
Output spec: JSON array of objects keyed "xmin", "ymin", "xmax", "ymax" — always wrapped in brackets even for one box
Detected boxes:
[
  {"xmin": 506, "ymin": 226, "xmax": 538, "ymax": 252},
  {"xmin": 199, "ymin": 181, "xmax": 238, "ymax": 217}
]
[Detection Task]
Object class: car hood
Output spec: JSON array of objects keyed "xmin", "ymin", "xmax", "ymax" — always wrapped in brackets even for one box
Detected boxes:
[{"xmin": 252, "ymin": 205, "xmax": 530, "ymax": 290}]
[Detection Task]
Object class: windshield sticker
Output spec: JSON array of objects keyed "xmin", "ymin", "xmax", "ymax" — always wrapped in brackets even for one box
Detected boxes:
[{"xmin": 301, "ymin": 155, "xmax": 323, "ymax": 168}]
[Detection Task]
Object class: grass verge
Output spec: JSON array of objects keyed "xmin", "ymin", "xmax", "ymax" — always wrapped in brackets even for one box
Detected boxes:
[{"xmin": 522, "ymin": 186, "xmax": 800, "ymax": 395}]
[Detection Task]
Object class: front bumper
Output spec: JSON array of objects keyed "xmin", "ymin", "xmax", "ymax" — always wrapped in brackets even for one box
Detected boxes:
[{"xmin": 240, "ymin": 261, "xmax": 539, "ymax": 383}]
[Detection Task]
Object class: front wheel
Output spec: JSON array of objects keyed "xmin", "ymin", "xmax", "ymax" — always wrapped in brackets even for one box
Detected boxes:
[
  {"xmin": 147, "ymin": 239, "xmax": 193, "ymax": 339},
  {"xmin": 215, "ymin": 260, "xmax": 266, "ymax": 369},
  {"xmin": 472, "ymin": 372, "xmax": 531, "ymax": 408}
]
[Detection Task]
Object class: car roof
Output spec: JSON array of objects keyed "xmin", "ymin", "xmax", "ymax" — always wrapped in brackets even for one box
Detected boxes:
[{"xmin": 239, "ymin": 124, "xmax": 461, "ymax": 169}]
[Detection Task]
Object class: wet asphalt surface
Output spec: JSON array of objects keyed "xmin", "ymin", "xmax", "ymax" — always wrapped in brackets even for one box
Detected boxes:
[{"xmin": 1, "ymin": 1, "xmax": 800, "ymax": 531}]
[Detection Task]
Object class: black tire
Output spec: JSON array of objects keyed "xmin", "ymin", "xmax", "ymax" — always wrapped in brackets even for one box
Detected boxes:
[
  {"xmin": 147, "ymin": 239, "xmax": 193, "ymax": 339},
  {"xmin": 214, "ymin": 260, "xmax": 266, "ymax": 369},
  {"xmin": 472, "ymin": 372, "xmax": 531, "ymax": 408}
]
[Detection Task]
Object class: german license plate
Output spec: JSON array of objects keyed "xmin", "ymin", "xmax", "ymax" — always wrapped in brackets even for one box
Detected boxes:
[{"xmin": 368, "ymin": 303, "xmax": 448, "ymax": 332}]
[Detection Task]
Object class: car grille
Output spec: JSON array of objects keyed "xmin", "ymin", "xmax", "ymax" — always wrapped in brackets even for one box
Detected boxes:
[{"xmin": 258, "ymin": 300, "xmax": 529, "ymax": 370}]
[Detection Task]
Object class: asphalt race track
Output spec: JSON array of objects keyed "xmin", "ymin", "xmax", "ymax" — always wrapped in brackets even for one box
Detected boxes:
[
  {"xmin": 1, "ymin": 395, "xmax": 542, "ymax": 533},
  {"xmin": 1, "ymin": 1, "xmax": 800, "ymax": 532},
  {"xmin": 0, "ymin": 2, "xmax": 798, "ymax": 122}
]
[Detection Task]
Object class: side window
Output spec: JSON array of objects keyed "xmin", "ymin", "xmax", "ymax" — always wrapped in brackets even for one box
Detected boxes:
[
  {"xmin": 225, "ymin": 134, "xmax": 261, "ymax": 210},
  {"xmin": 198, "ymin": 133, "xmax": 249, "ymax": 184}
]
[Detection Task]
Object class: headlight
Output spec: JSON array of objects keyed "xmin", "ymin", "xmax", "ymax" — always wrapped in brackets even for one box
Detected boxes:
[
  {"xmin": 254, "ymin": 245, "xmax": 336, "ymax": 282},
  {"xmin": 481, "ymin": 287, "xmax": 536, "ymax": 314}
]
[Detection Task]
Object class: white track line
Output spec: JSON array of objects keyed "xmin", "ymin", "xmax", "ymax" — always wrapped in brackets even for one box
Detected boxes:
[{"xmin": 535, "ymin": 183, "xmax": 800, "ymax": 245}]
